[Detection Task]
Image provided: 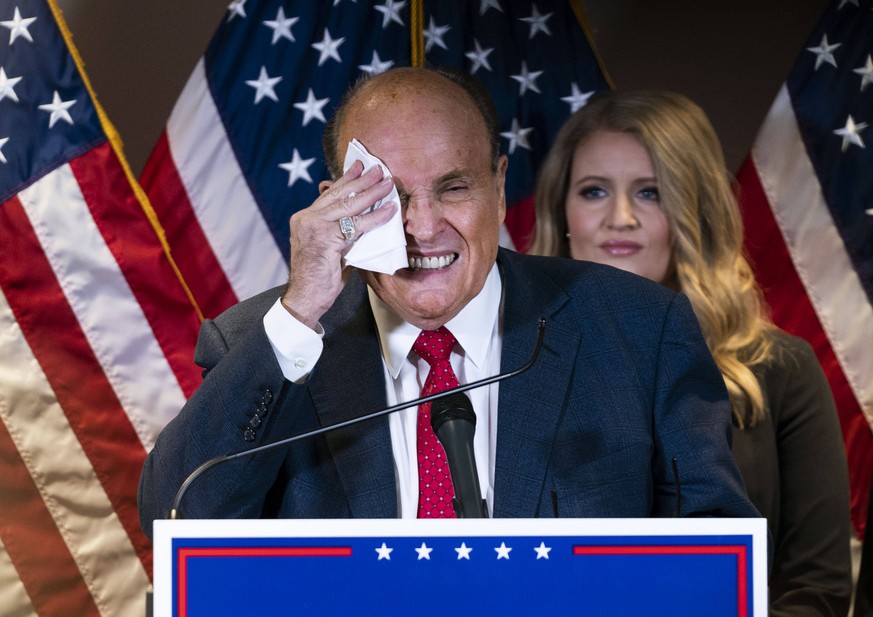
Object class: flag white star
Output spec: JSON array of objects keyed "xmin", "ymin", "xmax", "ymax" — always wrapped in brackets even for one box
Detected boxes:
[
  {"xmin": 534, "ymin": 541, "xmax": 552, "ymax": 559},
  {"xmin": 415, "ymin": 542, "xmax": 433, "ymax": 560},
  {"xmin": 263, "ymin": 7, "xmax": 299, "ymax": 44},
  {"xmin": 807, "ymin": 34, "xmax": 840, "ymax": 70},
  {"xmin": 245, "ymin": 66, "xmax": 282, "ymax": 104},
  {"xmin": 375, "ymin": 542, "xmax": 393, "ymax": 560},
  {"xmin": 294, "ymin": 89, "xmax": 329, "ymax": 126},
  {"xmin": 359, "ymin": 50, "xmax": 394, "ymax": 75},
  {"xmin": 561, "ymin": 82, "xmax": 595, "ymax": 112},
  {"xmin": 226, "ymin": 0, "xmax": 247, "ymax": 22},
  {"xmin": 38, "ymin": 91, "xmax": 76, "ymax": 128},
  {"xmin": 520, "ymin": 4, "xmax": 553, "ymax": 39},
  {"xmin": 511, "ymin": 61, "xmax": 543, "ymax": 96},
  {"xmin": 833, "ymin": 115, "xmax": 867, "ymax": 152},
  {"xmin": 494, "ymin": 542, "xmax": 512, "ymax": 559},
  {"xmin": 423, "ymin": 16, "xmax": 450, "ymax": 53},
  {"xmin": 455, "ymin": 542, "xmax": 473, "ymax": 560},
  {"xmin": 312, "ymin": 29, "xmax": 345, "ymax": 66},
  {"xmin": 853, "ymin": 55, "xmax": 873, "ymax": 91},
  {"xmin": 501, "ymin": 118, "xmax": 533, "ymax": 154},
  {"xmin": 0, "ymin": 136, "xmax": 9, "ymax": 164},
  {"xmin": 278, "ymin": 149, "xmax": 316, "ymax": 186},
  {"xmin": 0, "ymin": 67, "xmax": 22, "ymax": 103},
  {"xmin": 465, "ymin": 39, "xmax": 493, "ymax": 74},
  {"xmin": 479, "ymin": 0, "xmax": 502, "ymax": 15},
  {"xmin": 1, "ymin": 7, "xmax": 37, "ymax": 45},
  {"xmin": 375, "ymin": 0, "xmax": 406, "ymax": 28}
]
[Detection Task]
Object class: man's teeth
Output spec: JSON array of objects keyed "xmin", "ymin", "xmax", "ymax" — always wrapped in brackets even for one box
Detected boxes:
[{"xmin": 408, "ymin": 254, "xmax": 456, "ymax": 270}]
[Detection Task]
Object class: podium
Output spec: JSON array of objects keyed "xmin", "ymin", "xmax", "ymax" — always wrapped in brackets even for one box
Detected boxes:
[{"xmin": 153, "ymin": 518, "xmax": 767, "ymax": 616}]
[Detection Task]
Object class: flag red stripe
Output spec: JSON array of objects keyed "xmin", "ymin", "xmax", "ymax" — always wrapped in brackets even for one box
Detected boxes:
[
  {"xmin": 139, "ymin": 132, "xmax": 239, "ymax": 320},
  {"xmin": 0, "ymin": 194, "xmax": 154, "ymax": 574},
  {"xmin": 0, "ymin": 386, "xmax": 101, "ymax": 617},
  {"xmin": 738, "ymin": 159, "xmax": 871, "ymax": 538},
  {"xmin": 504, "ymin": 195, "xmax": 537, "ymax": 253},
  {"xmin": 71, "ymin": 144, "xmax": 203, "ymax": 397}
]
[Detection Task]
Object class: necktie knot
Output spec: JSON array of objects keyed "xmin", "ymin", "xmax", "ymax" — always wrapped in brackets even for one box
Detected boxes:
[{"xmin": 413, "ymin": 326, "xmax": 457, "ymax": 366}]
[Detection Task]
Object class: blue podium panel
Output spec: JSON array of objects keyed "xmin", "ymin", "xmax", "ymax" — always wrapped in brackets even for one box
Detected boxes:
[{"xmin": 153, "ymin": 518, "xmax": 767, "ymax": 617}]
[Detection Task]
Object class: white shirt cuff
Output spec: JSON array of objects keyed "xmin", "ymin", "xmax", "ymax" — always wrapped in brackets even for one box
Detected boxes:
[{"xmin": 263, "ymin": 298, "xmax": 324, "ymax": 383}]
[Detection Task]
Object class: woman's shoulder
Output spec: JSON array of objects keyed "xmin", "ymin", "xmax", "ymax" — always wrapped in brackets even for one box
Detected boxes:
[
  {"xmin": 761, "ymin": 328, "xmax": 820, "ymax": 375},
  {"xmin": 757, "ymin": 328, "xmax": 837, "ymax": 424}
]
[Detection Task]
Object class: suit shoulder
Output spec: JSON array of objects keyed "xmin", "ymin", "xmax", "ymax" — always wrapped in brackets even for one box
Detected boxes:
[
  {"xmin": 503, "ymin": 250, "xmax": 677, "ymax": 306},
  {"xmin": 209, "ymin": 285, "xmax": 284, "ymax": 339}
]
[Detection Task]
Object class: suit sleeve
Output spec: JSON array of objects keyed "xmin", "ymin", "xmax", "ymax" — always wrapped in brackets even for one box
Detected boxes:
[
  {"xmin": 766, "ymin": 337, "xmax": 852, "ymax": 617},
  {"xmin": 650, "ymin": 293, "xmax": 760, "ymax": 519},
  {"xmin": 137, "ymin": 317, "xmax": 301, "ymax": 538}
]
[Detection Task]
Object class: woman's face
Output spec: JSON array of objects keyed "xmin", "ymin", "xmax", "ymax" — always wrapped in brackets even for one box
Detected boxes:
[{"xmin": 564, "ymin": 130, "xmax": 673, "ymax": 284}]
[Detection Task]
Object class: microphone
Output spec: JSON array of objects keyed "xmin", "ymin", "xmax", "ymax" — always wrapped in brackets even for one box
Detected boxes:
[
  {"xmin": 430, "ymin": 392, "xmax": 488, "ymax": 518},
  {"xmin": 168, "ymin": 317, "xmax": 546, "ymax": 519}
]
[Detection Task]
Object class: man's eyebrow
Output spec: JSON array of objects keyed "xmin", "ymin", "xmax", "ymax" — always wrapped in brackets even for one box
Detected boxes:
[
  {"xmin": 394, "ymin": 169, "xmax": 479, "ymax": 198},
  {"xmin": 434, "ymin": 169, "xmax": 474, "ymax": 185}
]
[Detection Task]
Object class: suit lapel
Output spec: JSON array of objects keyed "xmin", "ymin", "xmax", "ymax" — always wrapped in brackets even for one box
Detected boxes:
[
  {"xmin": 304, "ymin": 253, "xmax": 583, "ymax": 519},
  {"xmin": 493, "ymin": 251, "xmax": 581, "ymax": 517},
  {"xmin": 307, "ymin": 274, "xmax": 397, "ymax": 517}
]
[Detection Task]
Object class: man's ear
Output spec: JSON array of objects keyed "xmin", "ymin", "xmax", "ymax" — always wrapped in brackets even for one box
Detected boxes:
[
  {"xmin": 495, "ymin": 154, "xmax": 509, "ymax": 224},
  {"xmin": 318, "ymin": 180, "xmax": 332, "ymax": 194}
]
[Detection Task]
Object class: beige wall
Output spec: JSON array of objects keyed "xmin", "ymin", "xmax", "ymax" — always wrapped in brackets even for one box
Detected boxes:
[{"xmin": 56, "ymin": 0, "xmax": 828, "ymax": 175}]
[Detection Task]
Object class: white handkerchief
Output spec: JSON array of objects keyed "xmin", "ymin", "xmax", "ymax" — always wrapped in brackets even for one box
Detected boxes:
[{"xmin": 341, "ymin": 138, "xmax": 407, "ymax": 274}]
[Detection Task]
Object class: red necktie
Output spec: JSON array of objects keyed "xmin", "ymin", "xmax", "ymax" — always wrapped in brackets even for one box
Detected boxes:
[{"xmin": 412, "ymin": 327, "xmax": 459, "ymax": 518}]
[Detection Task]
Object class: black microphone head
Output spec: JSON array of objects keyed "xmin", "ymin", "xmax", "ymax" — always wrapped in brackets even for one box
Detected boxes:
[{"xmin": 430, "ymin": 392, "xmax": 476, "ymax": 433}]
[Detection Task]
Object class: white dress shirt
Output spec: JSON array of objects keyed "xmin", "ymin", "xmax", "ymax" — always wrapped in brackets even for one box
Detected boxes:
[{"xmin": 263, "ymin": 265, "xmax": 503, "ymax": 517}]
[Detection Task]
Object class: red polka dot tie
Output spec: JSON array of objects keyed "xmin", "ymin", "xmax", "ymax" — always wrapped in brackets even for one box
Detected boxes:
[{"xmin": 412, "ymin": 327, "xmax": 459, "ymax": 518}]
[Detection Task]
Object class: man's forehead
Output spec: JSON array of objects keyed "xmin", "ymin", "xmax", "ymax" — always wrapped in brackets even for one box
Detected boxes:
[
  {"xmin": 391, "ymin": 167, "xmax": 481, "ymax": 190},
  {"xmin": 339, "ymin": 104, "xmax": 482, "ymax": 159}
]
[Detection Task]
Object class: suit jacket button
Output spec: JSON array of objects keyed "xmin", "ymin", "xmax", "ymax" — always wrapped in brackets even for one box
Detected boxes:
[
  {"xmin": 243, "ymin": 428, "xmax": 256, "ymax": 442},
  {"xmin": 249, "ymin": 415, "xmax": 262, "ymax": 429}
]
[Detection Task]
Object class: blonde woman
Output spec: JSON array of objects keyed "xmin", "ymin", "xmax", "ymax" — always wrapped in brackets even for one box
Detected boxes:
[{"xmin": 532, "ymin": 90, "xmax": 852, "ymax": 616}]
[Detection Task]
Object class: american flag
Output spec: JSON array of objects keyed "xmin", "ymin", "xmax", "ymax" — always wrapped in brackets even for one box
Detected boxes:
[
  {"xmin": 737, "ymin": 0, "xmax": 873, "ymax": 540},
  {"xmin": 0, "ymin": 1, "xmax": 203, "ymax": 615},
  {"xmin": 139, "ymin": 0, "xmax": 611, "ymax": 320}
]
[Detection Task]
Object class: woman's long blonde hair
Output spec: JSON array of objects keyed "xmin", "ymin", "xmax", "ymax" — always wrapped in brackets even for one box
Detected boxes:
[{"xmin": 531, "ymin": 91, "xmax": 774, "ymax": 427}]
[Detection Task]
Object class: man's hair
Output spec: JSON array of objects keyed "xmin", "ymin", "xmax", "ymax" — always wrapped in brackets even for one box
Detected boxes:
[{"xmin": 321, "ymin": 66, "xmax": 501, "ymax": 179}]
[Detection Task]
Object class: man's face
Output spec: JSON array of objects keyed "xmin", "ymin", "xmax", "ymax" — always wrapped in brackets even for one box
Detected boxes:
[{"xmin": 339, "ymin": 75, "xmax": 507, "ymax": 330}]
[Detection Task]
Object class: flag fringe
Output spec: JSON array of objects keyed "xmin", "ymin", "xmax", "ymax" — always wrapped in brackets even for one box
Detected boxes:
[
  {"xmin": 569, "ymin": 0, "xmax": 617, "ymax": 91},
  {"xmin": 410, "ymin": 0, "xmax": 424, "ymax": 67}
]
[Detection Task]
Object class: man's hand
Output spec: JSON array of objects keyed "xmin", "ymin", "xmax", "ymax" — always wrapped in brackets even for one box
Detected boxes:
[{"xmin": 282, "ymin": 161, "xmax": 396, "ymax": 329}]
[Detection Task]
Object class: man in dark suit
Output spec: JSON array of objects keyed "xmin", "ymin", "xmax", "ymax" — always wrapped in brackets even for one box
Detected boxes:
[{"xmin": 138, "ymin": 67, "xmax": 757, "ymax": 535}]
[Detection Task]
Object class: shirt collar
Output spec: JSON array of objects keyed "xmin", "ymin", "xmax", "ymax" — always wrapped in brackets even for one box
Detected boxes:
[{"xmin": 369, "ymin": 264, "xmax": 502, "ymax": 379}]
